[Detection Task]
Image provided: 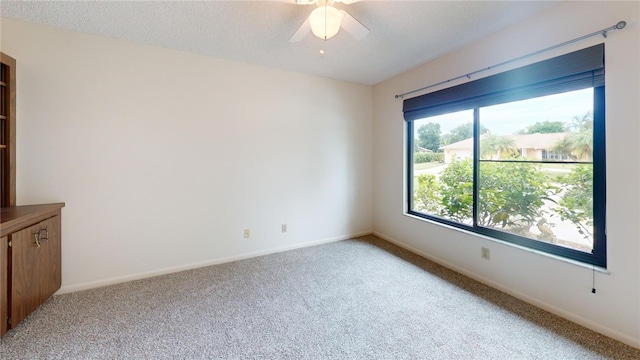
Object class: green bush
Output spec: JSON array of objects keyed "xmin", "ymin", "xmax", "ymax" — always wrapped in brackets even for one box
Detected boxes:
[
  {"xmin": 414, "ymin": 152, "xmax": 444, "ymax": 164},
  {"xmin": 475, "ymin": 161, "xmax": 552, "ymax": 229},
  {"xmin": 438, "ymin": 158, "xmax": 474, "ymax": 223},
  {"xmin": 554, "ymin": 164, "xmax": 593, "ymax": 242},
  {"xmin": 414, "ymin": 174, "xmax": 441, "ymax": 213},
  {"xmin": 413, "ymin": 157, "xmax": 594, "ymax": 245},
  {"xmin": 415, "ymin": 157, "xmax": 554, "ymax": 232}
]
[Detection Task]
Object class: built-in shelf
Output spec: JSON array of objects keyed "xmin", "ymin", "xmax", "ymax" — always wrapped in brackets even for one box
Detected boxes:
[{"xmin": 1, "ymin": 52, "xmax": 16, "ymax": 207}]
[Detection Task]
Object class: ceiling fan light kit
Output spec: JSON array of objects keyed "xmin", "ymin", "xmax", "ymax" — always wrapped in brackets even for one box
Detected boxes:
[
  {"xmin": 309, "ymin": 5, "xmax": 342, "ymax": 40},
  {"xmin": 289, "ymin": 0, "xmax": 369, "ymax": 43}
]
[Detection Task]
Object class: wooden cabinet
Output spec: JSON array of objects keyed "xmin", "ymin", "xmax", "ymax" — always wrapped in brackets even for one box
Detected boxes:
[
  {"xmin": 0, "ymin": 235, "xmax": 7, "ymax": 336},
  {"xmin": 0, "ymin": 53, "xmax": 62, "ymax": 337},
  {"xmin": 0, "ymin": 203, "xmax": 64, "ymax": 337}
]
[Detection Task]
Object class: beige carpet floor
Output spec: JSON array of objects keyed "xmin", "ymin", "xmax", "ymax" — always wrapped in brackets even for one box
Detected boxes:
[{"xmin": 1, "ymin": 235, "xmax": 639, "ymax": 359}]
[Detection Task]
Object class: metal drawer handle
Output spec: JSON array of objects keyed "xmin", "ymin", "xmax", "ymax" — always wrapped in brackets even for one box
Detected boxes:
[{"xmin": 33, "ymin": 227, "xmax": 48, "ymax": 248}]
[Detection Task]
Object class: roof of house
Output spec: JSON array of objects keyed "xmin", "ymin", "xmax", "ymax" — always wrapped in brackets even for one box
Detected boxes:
[{"xmin": 440, "ymin": 132, "xmax": 569, "ymax": 150}]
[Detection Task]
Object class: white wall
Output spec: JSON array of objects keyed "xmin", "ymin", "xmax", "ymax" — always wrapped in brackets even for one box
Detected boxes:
[
  {"xmin": 0, "ymin": 18, "xmax": 372, "ymax": 292},
  {"xmin": 2, "ymin": 0, "xmax": 639, "ymax": 349},
  {"xmin": 373, "ymin": 1, "xmax": 640, "ymax": 349}
]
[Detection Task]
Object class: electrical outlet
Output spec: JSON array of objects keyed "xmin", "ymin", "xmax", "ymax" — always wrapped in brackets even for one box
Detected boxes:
[
  {"xmin": 481, "ymin": 247, "xmax": 490, "ymax": 260},
  {"xmin": 244, "ymin": 229, "xmax": 250, "ymax": 239},
  {"xmin": 281, "ymin": 224, "xmax": 287, "ymax": 233}
]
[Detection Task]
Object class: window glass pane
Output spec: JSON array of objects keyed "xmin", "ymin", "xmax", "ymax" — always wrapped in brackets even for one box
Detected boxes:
[
  {"xmin": 479, "ymin": 88, "xmax": 593, "ymax": 162},
  {"xmin": 477, "ymin": 88, "xmax": 594, "ymax": 252},
  {"xmin": 411, "ymin": 110, "xmax": 474, "ymax": 225}
]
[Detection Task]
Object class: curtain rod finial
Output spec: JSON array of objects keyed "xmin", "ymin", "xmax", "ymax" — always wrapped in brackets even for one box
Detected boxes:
[{"xmin": 616, "ymin": 21, "xmax": 626, "ymax": 30}]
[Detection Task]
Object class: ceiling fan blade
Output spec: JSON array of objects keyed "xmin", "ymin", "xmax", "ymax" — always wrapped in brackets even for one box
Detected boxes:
[
  {"xmin": 338, "ymin": 0, "xmax": 363, "ymax": 4},
  {"xmin": 289, "ymin": 17, "xmax": 311, "ymax": 42},
  {"xmin": 339, "ymin": 10, "xmax": 369, "ymax": 40}
]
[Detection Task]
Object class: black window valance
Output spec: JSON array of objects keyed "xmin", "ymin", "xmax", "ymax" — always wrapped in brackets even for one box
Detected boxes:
[{"xmin": 403, "ymin": 43, "xmax": 604, "ymax": 121}]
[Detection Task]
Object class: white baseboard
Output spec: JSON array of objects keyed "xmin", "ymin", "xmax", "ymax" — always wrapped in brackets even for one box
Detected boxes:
[
  {"xmin": 372, "ymin": 231, "xmax": 640, "ymax": 350},
  {"xmin": 58, "ymin": 231, "xmax": 372, "ymax": 295}
]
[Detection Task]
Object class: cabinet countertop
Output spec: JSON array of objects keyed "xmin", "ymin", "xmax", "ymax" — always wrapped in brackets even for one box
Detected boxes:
[{"xmin": 0, "ymin": 203, "xmax": 65, "ymax": 237}]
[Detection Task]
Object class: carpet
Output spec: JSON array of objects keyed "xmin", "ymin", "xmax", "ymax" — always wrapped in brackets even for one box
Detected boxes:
[{"xmin": 1, "ymin": 235, "xmax": 638, "ymax": 359}]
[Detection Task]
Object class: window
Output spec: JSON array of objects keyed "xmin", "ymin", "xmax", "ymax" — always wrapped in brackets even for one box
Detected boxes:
[
  {"xmin": 542, "ymin": 150, "xmax": 569, "ymax": 161},
  {"xmin": 405, "ymin": 44, "xmax": 606, "ymax": 267}
]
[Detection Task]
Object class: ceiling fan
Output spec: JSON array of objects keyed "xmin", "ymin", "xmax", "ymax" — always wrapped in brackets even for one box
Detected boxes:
[{"xmin": 289, "ymin": 0, "xmax": 370, "ymax": 42}]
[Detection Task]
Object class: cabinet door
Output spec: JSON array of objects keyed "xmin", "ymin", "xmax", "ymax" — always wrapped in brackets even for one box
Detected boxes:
[
  {"xmin": 10, "ymin": 222, "xmax": 43, "ymax": 327},
  {"xmin": 38, "ymin": 216, "xmax": 61, "ymax": 303},
  {"xmin": 10, "ymin": 216, "xmax": 61, "ymax": 327}
]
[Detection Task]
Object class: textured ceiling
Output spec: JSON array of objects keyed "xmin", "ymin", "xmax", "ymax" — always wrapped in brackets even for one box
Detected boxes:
[{"xmin": 0, "ymin": 0, "xmax": 559, "ymax": 85}]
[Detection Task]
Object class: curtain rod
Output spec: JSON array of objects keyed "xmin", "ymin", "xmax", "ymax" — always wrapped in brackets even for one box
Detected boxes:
[{"xmin": 395, "ymin": 21, "xmax": 627, "ymax": 99}]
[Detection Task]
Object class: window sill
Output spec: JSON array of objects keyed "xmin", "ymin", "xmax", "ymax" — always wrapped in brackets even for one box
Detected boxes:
[{"xmin": 403, "ymin": 212, "xmax": 609, "ymax": 274}]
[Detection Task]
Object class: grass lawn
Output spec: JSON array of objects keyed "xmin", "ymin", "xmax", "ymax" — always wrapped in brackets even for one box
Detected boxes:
[
  {"xmin": 539, "ymin": 163, "xmax": 582, "ymax": 170},
  {"xmin": 414, "ymin": 162, "xmax": 443, "ymax": 170},
  {"xmin": 540, "ymin": 163, "xmax": 586, "ymax": 181}
]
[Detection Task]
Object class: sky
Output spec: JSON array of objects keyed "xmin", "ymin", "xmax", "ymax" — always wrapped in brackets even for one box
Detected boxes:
[{"xmin": 414, "ymin": 87, "xmax": 593, "ymax": 136}]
